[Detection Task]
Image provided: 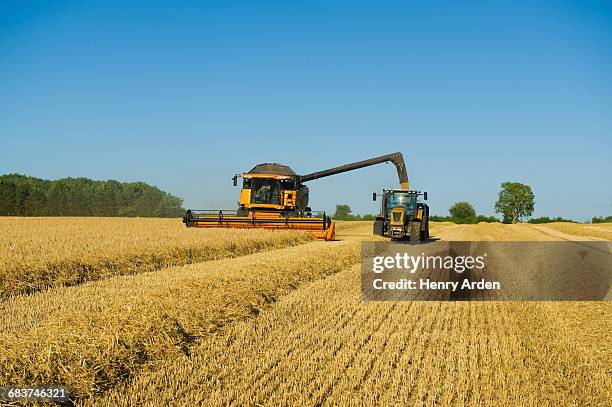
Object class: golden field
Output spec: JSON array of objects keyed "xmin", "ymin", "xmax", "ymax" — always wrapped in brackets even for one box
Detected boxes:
[
  {"xmin": 0, "ymin": 218, "xmax": 609, "ymax": 405},
  {"xmin": 540, "ymin": 221, "xmax": 612, "ymax": 240},
  {"xmin": 0, "ymin": 239, "xmax": 360, "ymax": 399},
  {"xmin": 0, "ymin": 217, "xmax": 311, "ymax": 299},
  {"xmin": 103, "ymin": 266, "xmax": 610, "ymax": 407}
]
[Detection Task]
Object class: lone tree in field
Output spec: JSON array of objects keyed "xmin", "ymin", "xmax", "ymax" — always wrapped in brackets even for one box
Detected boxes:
[
  {"xmin": 494, "ymin": 182, "xmax": 534, "ymax": 224},
  {"xmin": 333, "ymin": 204, "xmax": 352, "ymax": 220},
  {"xmin": 449, "ymin": 202, "xmax": 476, "ymax": 221}
]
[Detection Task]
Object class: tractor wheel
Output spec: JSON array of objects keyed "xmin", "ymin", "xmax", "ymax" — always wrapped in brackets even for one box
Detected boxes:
[
  {"xmin": 420, "ymin": 222, "xmax": 429, "ymax": 242},
  {"xmin": 373, "ymin": 219, "xmax": 384, "ymax": 236},
  {"xmin": 410, "ymin": 220, "xmax": 422, "ymax": 245}
]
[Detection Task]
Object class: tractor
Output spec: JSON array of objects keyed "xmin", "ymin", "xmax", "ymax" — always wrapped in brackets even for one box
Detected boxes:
[{"xmin": 373, "ymin": 189, "xmax": 429, "ymax": 243}]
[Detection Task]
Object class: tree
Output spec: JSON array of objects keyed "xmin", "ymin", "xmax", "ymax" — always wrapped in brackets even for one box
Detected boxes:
[
  {"xmin": 592, "ymin": 216, "xmax": 612, "ymax": 224},
  {"xmin": 333, "ymin": 204, "xmax": 352, "ymax": 220},
  {"xmin": 0, "ymin": 180, "xmax": 17, "ymax": 215},
  {"xmin": 494, "ymin": 182, "xmax": 534, "ymax": 224},
  {"xmin": 449, "ymin": 202, "xmax": 476, "ymax": 220},
  {"xmin": 0, "ymin": 174, "xmax": 185, "ymax": 217},
  {"xmin": 24, "ymin": 189, "xmax": 46, "ymax": 216}
]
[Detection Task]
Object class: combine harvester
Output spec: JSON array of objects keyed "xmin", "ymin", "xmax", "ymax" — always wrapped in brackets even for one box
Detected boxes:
[{"xmin": 183, "ymin": 152, "xmax": 409, "ymax": 240}]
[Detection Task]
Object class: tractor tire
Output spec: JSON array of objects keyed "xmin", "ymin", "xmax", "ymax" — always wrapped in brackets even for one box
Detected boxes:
[
  {"xmin": 410, "ymin": 220, "xmax": 422, "ymax": 245},
  {"xmin": 373, "ymin": 219, "xmax": 384, "ymax": 236},
  {"xmin": 420, "ymin": 222, "xmax": 429, "ymax": 242}
]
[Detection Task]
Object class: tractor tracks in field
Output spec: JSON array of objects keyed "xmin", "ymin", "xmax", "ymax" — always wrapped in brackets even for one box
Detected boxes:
[
  {"xmin": 530, "ymin": 225, "xmax": 604, "ymax": 241},
  {"xmin": 432, "ymin": 221, "xmax": 610, "ymax": 243},
  {"xmin": 530, "ymin": 225, "xmax": 612, "ymax": 258}
]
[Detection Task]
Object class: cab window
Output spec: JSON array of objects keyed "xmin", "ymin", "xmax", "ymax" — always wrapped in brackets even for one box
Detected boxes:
[
  {"xmin": 251, "ymin": 179, "xmax": 280, "ymax": 205},
  {"xmin": 386, "ymin": 193, "xmax": 416, "ymax": 218}
]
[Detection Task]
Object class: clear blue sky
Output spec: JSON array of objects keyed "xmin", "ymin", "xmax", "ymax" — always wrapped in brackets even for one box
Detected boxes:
[{"xmin": 1, "ymin": 1, "xmax": 610, "ymax": 220}]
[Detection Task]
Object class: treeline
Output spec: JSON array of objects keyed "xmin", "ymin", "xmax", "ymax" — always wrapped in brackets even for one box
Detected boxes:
[
  {"xmin": 335, "ymin": 213, "xmax": 376, "ymax": 221},
  {"xmin": 332, "ymin": 204, "xmax": 375, "ymax": 220},
  {"xmin": 434, "ymin": 202, "xmax": 581, "ymax": 224},
  {"xmin": 527, "ymin": 216, "xmax": 576, "ymax": 224},
  {"xmin": 429, "ymin": 215, "xmax": 499, "ymax": 224},
  {"xmin": 0, "ymin": 174, "xmax": 184, "ymax": 217},
  {"xmin": 332, "ymin": 202, "xmax": 610, "ymax": 224},
  {"xmin": 429, "ymin": 201, "xmax": 500, "ymax": 224}
]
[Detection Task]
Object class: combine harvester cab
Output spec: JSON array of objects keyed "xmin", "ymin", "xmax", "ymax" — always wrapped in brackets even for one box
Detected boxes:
[{"xmin": 184, "ymin": 152, "xmax": 409, "ymax": 241}]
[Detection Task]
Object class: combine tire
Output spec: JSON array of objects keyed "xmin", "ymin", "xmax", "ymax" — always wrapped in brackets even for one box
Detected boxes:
[{"xmin": 410, "ymin": 220, "xmax": 422, "ymax": 245}]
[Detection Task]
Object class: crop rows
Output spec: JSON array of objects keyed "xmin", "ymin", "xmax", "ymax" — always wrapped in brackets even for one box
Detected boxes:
[
  {"xmin": 102, "ymin": 264, "xmax": 611, "ymax": 406},
  {"xmin": 0, "ymin": 232, "xmax": 366, "ymax": 400},
  {"xmin": 1, "ymin": 219, "xmax": 608, "ymax": 405},
  {"xmin": 0, "ymin": 217, "xmax": 311, "ymax": 298}
]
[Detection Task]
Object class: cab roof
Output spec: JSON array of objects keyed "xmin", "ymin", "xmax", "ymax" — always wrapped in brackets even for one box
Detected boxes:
[{"xmin": 385, "ymin": 189, "xmax": 418, "ymax": 193}]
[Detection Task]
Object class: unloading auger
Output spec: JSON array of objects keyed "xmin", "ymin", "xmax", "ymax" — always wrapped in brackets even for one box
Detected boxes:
[{"xmin": 183, "ymin": 152, "xmax": 409, "ymax": 240}]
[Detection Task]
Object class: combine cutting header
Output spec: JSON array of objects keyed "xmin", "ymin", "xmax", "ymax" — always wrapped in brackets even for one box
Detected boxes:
[{"xmin": 183, "ymin": 152, "xmax": 409, "ymax": 240}]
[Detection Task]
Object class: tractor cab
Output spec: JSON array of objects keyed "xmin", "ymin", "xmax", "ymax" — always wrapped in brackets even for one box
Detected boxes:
[{"xmin": 384, "ymin": 191, "xmax": 418, "ymax": 219}]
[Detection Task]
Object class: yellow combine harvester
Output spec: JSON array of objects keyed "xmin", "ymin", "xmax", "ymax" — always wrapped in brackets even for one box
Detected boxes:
[{"xmin": 183, "ymin": 152, "xmax": 409, "ymax": 240}]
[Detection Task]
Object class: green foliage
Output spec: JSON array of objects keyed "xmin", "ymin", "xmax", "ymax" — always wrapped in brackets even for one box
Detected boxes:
[
  {"xmin": 592, "ymin": 216, "xmax": 612, "ymax": 224},
  {"xmin": 343, "ymin": 213, "xmax": 375, "ymax": 221},
  {"xmin": 333, "ymin": 204, "xmax": 352, "ymax": 220},
  {"xmin": 0, "ymin": 181, "xmax": 17, "ymax": 215},
  {"xmin": 476, "ymin": 215, "xmax": 501, "ymax": 223},
  {"xmin": 0, "ymin": 174, "xmax": 184, "ymax": 217},
  {"xmin": 431, "ymin": 201, "xmax": 498, "ymax": 224},
  {"xmin": 494, "ymin": 182, "xmax": 535, "ymax": 224},
  {"xmin": 332, "ymin": 204, "xmax": 375, "ymax": 221},
  {"xmin": 449, "ymin": 202, "xmax": 476, "ymax": 220},
  {"xmin": 430, "ymin": 214, "xmax": 499, "ymax": 224},
  {"xmin": 528, "ymin": 216, "xmax": 576, "ymax": 224}
]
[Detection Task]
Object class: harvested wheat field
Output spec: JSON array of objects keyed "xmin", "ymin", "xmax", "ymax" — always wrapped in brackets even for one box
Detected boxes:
[
  {"xmin": 0, "ymin": 217, "xmax": 311, "ymax": 299},
  {"xmin": 537, "ymin": 221, "xmax": 612, "ymax": 240},
  {"xmin": 0, "ymin": 218, "xmax": 609, "ymax": 406},
  {"xmin": 102, "ymin": 266, "xmax": 610, "ymax": 407}
]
